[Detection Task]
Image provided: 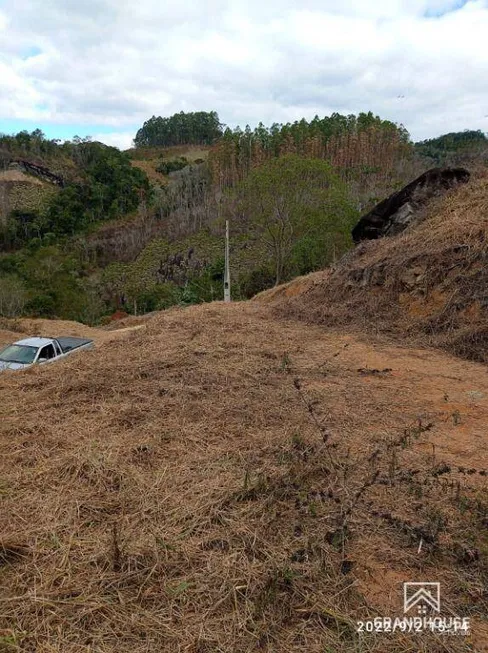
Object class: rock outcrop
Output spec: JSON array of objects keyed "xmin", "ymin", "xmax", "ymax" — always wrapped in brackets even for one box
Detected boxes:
[
  {"xmin": 352, "ymin": 167, "xmax": 470, "ymax": 243},
  {"xmin": 9, "ymin": 160, "xmax": 65, "ymax": 187}
]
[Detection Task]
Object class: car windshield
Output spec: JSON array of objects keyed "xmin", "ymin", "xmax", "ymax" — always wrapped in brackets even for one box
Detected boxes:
[{"xmin": 0, "ymin": 345, "xmax": 37, "ymax": 364}]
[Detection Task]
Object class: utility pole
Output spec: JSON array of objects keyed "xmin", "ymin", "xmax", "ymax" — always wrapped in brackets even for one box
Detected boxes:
[{"xmin": 224, "ymin": 219, "xmax": 231, "ymax": 302}]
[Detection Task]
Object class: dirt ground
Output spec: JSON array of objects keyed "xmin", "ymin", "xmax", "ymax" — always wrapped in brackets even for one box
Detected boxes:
[
  {"xmin": 263, "ymin": 171, "xmax": 488, "ymax": 367},
  {"xmin": 0, "ymin": 301, "xmax": 486, "ymax": 652}
]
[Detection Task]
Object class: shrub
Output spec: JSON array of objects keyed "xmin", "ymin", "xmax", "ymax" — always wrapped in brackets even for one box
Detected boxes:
[
  {"xmin": 0, "ymin": 274, "xmax": 27, "ymax": 317},
  {"xmin": 238, "ymin": 267, "xmax": 275, "ymax": 298},
  {"xmin": 25, "ymin": 293, "xmax": 57, "ymax": 317},
  {"xmin": 156, "ymin": 157, "xmax": 189, "ymax": 175}
]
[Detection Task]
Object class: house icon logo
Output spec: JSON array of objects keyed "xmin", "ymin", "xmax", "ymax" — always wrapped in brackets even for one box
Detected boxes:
[{"xmin": 404, "ymin": 582, "xmax": 441, "ymax": 615}]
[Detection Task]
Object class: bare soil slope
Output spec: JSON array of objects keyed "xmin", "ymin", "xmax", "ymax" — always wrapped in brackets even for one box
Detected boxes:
[
  {"xmin": 264, "ymin": 170, "xmax": 488, "ymax": 364},
  {"xmin": 0, "ymin": 302, "xmax": 486, "ymax": 652}
]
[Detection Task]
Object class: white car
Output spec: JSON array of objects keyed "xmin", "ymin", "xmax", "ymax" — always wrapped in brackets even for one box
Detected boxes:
[{"xmin": 0, "ymin": 336, "xmax": 94, "ymax": 371}]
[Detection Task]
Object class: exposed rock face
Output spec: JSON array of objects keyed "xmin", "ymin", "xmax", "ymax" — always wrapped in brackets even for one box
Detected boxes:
[
  {"xmin": 352, "ymin": 167, "xmax": 470, "ymax": 243},
  {"xmin": 9, "ymin": 160, "xmax": 65, "ymax": 187}
]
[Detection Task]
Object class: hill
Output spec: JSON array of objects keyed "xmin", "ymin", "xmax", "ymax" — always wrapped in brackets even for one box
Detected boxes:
[
  {"xmin": 1, "ymin": 115, "xmax": 488, "ymax": 652},
  {"xmin": 265, "ymin": 169, "xmax": 488, "ymax": 364},
  {"xmin": 415, "ymin": 130, "xmax": 488, "ymax": 167},
  {"xmin": 68, "ymin": 121, "xmax": 488, "ymax": 323},
  {"xmin": 0, "ymin": 299, "xmax": 487, "ymax": 651},
  {"xmin": 0, "ymin": 132, "xmax": 150, "ymax": 246},
  {"xmin": 1, "ymin": 118, "xmax": 487, "ymax": 327}
]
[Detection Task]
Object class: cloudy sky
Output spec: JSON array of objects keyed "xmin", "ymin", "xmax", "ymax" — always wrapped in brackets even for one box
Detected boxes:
[{"xmin": 0, "ymin": 0, "xmax": 487, "ymax": 149}]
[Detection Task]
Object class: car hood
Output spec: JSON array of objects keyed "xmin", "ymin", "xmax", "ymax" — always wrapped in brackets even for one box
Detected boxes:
[{"xmin": 0, "ymin": 360, "xmax": 30, "ymax": 371}]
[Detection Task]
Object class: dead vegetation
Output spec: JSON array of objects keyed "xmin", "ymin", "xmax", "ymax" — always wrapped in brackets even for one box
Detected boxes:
[
  {"xmin": 265, "ymin": 170, "xmax": 488, "ymax": 364},
  {"xmin": 129, "ymin": 145, "xmax": 211, "ymax": 186},
  {"xmin": 0, "ymin": 301, "xmax": 487, "ymax": 652},
  {"xmin": 0, "ymin": 171, "xmax": 43, "ymax": 185},
  {"xmin": 0, "ymin": 316, "xmax": 145, "ymax": 350}
]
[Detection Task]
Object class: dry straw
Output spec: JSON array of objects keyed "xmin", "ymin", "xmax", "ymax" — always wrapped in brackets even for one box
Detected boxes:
[
  {"xmin": 1, "ymin": 297, "xmax": 487, "ymax": 651},
  {"xmin": 267, "ymin": 169, "xmax": 488, "ymax": 364}
]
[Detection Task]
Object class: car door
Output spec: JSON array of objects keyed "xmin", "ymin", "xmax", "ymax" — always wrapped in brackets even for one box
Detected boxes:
[{"xmin": 37, "ymin": 344, "xmax": 56, "ymax": 364}]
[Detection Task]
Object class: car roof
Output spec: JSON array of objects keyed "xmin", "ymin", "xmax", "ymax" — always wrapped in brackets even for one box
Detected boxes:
[{"xmin": 14, "ymin": 337, "xmax": 55, "ymax": 348}]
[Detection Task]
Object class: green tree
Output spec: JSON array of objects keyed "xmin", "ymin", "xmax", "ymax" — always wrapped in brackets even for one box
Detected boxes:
[
  {"xmin": 0, "ymin": 274, "xmax": 27, "ymax": 317},
  {"xmin": 231, "ymin": 156, "xmax": 357, "ymax": 285},
  {"xmin": 134, "ymin": 111, "xmax": 223, "ymax": 147},
  {"xmin": 0, "ymin": 133, "xmax": 151, "ymax": 247},
  {"xmin": 20, "ymin": 246, "xmax": 89, "ymax": 319},
  {"xmin": 415, "ymin": 130, "xmax": 488, "ymax": 166}
]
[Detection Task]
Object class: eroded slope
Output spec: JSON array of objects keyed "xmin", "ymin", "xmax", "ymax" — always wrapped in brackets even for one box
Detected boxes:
[{"xmin": 264, "ymin": 170, "xmax": 488, "ymax": 364}]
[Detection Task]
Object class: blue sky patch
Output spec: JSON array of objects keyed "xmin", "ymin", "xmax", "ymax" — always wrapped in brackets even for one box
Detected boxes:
[
  {"xmin": 0, "ymin": 119, "xmax": 136, "ymax": 143},
  {"xmin": 424, "ymin": 0, "xmax": 469, "ymax": 18},
  {"xmin": 22, "ymin": 46, "xmax": 42, "ymax": 60}
]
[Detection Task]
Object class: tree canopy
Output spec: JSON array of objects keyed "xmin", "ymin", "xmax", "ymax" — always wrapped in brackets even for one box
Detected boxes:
[
  {"xmin": 209, "ymin": 112, "xmax": 411, "ymax": 195},
  {"xmin": 0, "ymin": 135, "xmax": 151, "ymax": 248},
  {"xmin": 134, "ymin": 111, "xmax": 223, "ymax": 147},
  {"xmin": 415, "ymin": 130, "xmax": 488, "ymax": 164},
  {"xmin": 227, "ymin": 155, "xmax": 357, "ymax": 285},
  {"xmin": 3, "ymin": 116, "xmax": 486, "ymax": 324}
]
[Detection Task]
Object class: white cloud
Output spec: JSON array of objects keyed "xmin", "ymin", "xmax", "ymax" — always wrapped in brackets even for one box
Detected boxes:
[
  {"xmin": 91, "ymin": 131, "xmax": 135, "ymax": 150},
  {"xmin": 0, "ymin": 0, "xmax": 487, "ymax": 142}
]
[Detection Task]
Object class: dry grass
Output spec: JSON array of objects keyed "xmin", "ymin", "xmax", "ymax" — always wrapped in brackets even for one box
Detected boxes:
[
  {"xmin": 0, "ymin": 328, "xmax": 22, "ymax": 348},
  {"xmin": 126, "ymin": 146, "xmax": 210, "ymax": 162},
  {"xmin": 101, "ymin": 314, "xmax": 157, "ymax": 332},
  {"xmin": 0, "ymin": 171, "xmax": 43, "ymax": 185},
  {"xmin": 130, "ymin": 160, "xmax": 169, "ymax": 185},
  {"xmin": 266, "ymin": 169, "xmax": 488, "ymax": 364},
  {"xmin": 129, "ymin": 145, "xmax": 210, "ymax": 186},
  {"xmin": 0, "ymin": 301, "xmax": 487, "ymax": 652},
  {"xmin": 0, "ymin": 317, "xmax": 145, "ymax": 350}
]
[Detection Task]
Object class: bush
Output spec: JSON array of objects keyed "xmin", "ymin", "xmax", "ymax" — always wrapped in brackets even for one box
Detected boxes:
[
  {"xmin": 25, "ymin": 293, "xmax": 57, "ymax": 317},
  {"xmin": 0, "ymin": 254, "xmax": 22, "ymax": 275},
  {"xmin": 135, "ymin": 283, "xmax": 181, "ymax": 313},
  {"xmin": 290, "ymin": 230, "xmax": 352, "ymax": 276},
  {"xmin": 179, "ymin": 259, "xmax": 226, "ymax": 305},
  {"xmin": 0, "ymin": 274, "xmax": 27, "ymax": 317},
  {"xmin": 156, "ymin": 157, "xmax": 189, "ymax": 175},
  {"xmin": 238, "ymin": 266, "xmax": 275, "ymax": 298}
]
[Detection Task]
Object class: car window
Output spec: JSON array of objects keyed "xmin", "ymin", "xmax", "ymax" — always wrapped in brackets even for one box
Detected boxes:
[
  {"xmin": 38, "ymin": 344, "xmax": 56, "ymax": 361},
  {"xmin": 0, "ymin": 345, "xmax": 37, "ymax": 364}
]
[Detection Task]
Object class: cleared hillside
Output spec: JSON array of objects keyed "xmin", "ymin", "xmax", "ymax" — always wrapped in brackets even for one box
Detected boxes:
[
  {"xmin": 128, "ymin": 145, "xmax": 211, "ymax": 186},
  {"xmin": 265, "ymin": 169, "xmax": 488, "ymax": 363},
  {"xmin": 0, "ymin": 169, "xmax": 58, "ymax": 227},
  {"xmin": 0, "ymin": 301, "xmax": 486, "ymax": 652}
]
